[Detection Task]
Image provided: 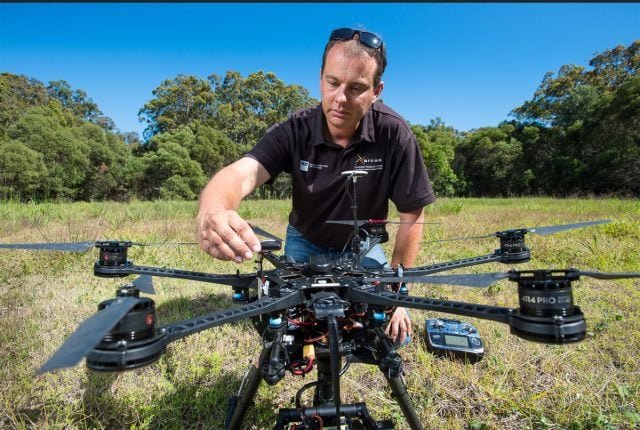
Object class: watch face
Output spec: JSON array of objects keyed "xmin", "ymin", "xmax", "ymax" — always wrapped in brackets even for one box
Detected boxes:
[{"xmin": 444, "ymin": 334, "xmax": 469, "ymax": 348}]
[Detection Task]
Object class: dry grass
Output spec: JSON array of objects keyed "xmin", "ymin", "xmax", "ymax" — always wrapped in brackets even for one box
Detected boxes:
[{"xmin": 0, "ymin": 198, "xmax": 639, "ymax": 429}]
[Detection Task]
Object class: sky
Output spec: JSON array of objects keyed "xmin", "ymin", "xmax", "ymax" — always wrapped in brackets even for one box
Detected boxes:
[{"xmin": 1, "ymin": 3, "xmax": 639, "ymax": 138}]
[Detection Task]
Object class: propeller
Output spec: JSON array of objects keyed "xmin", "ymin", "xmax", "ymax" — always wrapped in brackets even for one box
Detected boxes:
[
  {"xmin": 38, "ymin": 295, "xmax": 139, "ymax": 374},
  {"xmin": 326, "ymin": 219, "xmax": 439, "ymax": 227},
  {"xmin": 0, "ymin": 240, "xmax": 197, "ymax": 253},
  {"xmin": 366, "ymin": 272, "xmax": 510, "ymax": 288},
  {"xmin": 424, "ymin": 219, "xmax": 611, "ymax": 243},
  {"xmin": 0, "ymin": 241, "xmax": 100, "ymax": 252},
  {"xmin": 249, "ymin": 225, "xmax": 283, "ymax": 242},
  {"xmin": 132, "ymin": 275, "xmax": 155, "ymax": 295},
  {"xmin": 0, "ymin": 225, "xmax": 281, "ymax": 253},
  {"xmin": 367, "ymin": 268, "xmax": 640, "ymax": 288}
]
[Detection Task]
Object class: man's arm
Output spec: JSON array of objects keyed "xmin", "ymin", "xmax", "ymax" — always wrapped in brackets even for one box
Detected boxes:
[
  {"xmin": 390, "ymin": 207, "xmax": 425, "ymax": 269},
  {"xmin": 385, "ymin": 207, "xmax": 425, "ymax": 345},
  {"xmin": 197, "ymin": 157, "xmax": 271, "ymax": 262}
]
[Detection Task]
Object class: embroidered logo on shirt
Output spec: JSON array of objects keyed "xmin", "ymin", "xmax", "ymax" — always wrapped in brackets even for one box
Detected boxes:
[
  {"xmin": 300, "ymin": 160, "xmax": 328, "ymax": 172},
  {"xmin": 354, "ymin": 154, "xmax": 384, "ymax": 171}
]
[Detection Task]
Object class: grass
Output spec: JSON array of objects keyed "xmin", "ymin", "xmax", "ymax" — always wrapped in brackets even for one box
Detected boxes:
[{"xmin": 0, "ymin": 197, "xmax": 639, "ymax": 429}]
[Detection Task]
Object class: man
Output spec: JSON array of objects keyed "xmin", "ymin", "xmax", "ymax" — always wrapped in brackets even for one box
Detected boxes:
[{"xmin": 197, "ymin": 27, "xmax": 436, "ymax": 345}]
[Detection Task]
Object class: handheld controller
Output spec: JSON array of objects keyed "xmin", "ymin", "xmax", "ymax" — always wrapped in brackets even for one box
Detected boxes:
[{"xmin": 425, "ymin": 318, "xmax": 484, "ymax": 363}]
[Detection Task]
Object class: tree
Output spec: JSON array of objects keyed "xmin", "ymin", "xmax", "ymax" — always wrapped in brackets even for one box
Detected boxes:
[
  {"xmin": 571, "ymin": 75, "xmax": 640, "ymax": 194},
  {"xmin": 452, "ymin": 124, "xmax": 529, "ymax": 196},
  {"xmin": 411, "ymin": 119, "xmax": 460, "ymax": 196},
  {"xmin": 512, "ymin": 40, "xmax": 639, "ymax": 125},
  {"xmin": 0, "ymin": 139, "xmax": 48, "ymax": 200},
  {"xmin": 134, "ymin": 141, "xmax": 207, "ymax": 200},
  {"xmin": 509, "ymin": 40, "xmax": 639, "ymax": 196},
  {"xmin": 208, "ymin": 71, "xmax": 318, "ymax": 147},
  {"xmin": 7, "ymin": 105, "xmax": 90, "ymax": 200},
  {"xmin": 75, "ymin": 122, "xmax": 133, "ymax": 201},
  {"xmin": 189, "ymin": 124, "xmax": 241, "ymax": 177},
  {"xmin": 0, "ymin": 73, "xmax": 50, "ymax": 134},
  {"xmin": 138, "ymin": 75, "xmax": 216, "ymax": 140},
  {"xmin": 586, "ymin": 40, "xmax": 640, "ymax": 91},
  {"xmin": 47, "ymin": 80, "xmax": 117, "ymax": 131}
]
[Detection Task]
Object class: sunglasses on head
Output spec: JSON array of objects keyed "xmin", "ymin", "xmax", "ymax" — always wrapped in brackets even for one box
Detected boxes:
[{"xmin": 330, "ymin": 28, "xmax": 384, "ymax": 50}]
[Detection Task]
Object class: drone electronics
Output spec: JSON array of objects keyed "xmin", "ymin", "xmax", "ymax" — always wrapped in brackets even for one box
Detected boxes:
[{"xmin": 2, "ymin": 174, "xmax": 639, "ymax": 430}]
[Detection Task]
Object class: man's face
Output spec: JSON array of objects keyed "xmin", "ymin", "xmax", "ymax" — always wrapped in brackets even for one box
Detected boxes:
[{"xmin": 320, "ymin": 43, "xmax": 383, "ymax": 136}]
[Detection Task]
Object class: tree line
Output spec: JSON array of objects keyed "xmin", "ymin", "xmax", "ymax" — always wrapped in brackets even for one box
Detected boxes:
[{"xmin": 1, "ymin": 40, "xmax": 637, "ymax": 201}]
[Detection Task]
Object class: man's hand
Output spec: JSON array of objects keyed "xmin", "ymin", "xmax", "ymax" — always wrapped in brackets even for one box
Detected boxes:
[
  {"xmin": 197, "ymin": 209, "xmax": 261, "ymax": 262},
  {"xmin": 384, "ymin": 307, "xmax": 412, "ymax": 346},
  {"xmin": 196, "ymin": 158, "xmax": 270, "ymax": 262},
  {"xmin": 385, "ymin": 208, "xmax": 424, "ymax": 346}
]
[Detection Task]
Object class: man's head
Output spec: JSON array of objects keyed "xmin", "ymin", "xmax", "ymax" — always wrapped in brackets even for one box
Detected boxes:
[
  {"xmin": 321, "ymin": 28, "xmax": 387, "ymax": 88},
  {"xmin": 320, "ymin": 28, "xmax": 387, "ymax": 139}
]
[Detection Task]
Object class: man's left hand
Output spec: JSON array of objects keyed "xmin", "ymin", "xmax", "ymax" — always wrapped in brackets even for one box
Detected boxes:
[{"xmin": 384, "ymin": 307, "xmax": 412, "ymax": 346}]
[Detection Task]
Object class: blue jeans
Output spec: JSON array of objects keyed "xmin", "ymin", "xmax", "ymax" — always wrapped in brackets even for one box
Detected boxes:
[{"xmin": 284, "ymin": 224, "xmax": 389, "ymax": 269}]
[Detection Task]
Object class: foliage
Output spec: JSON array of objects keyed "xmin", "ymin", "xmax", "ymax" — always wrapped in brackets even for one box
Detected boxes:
[
  {"xmin": 1, "ymin": 40, "xmax": 638, "ymax": 201},
  {"xmin": 135, "ymin": 70, "xmax": 317, "ymax": 200},
  {"xmin": 0, "ymin": 138, "xmax": 48, "ymax": 200},
  {"xmin": 6, "ymin": 105, "xmax": 90, "ymax": 200},
  {"xmin": 412, "ymin": 119, "xmax": 460, "ymax": 196},
  {"xmin": 132, "ymin": 141, "xmax": 208, "ymax": 201},
  {"xmin": 47, "ymin": 79, "xmax": 114, "ymax": 129},
  {"xmin": 452, "ymin": 40, "xmax": 639, "ymax": 197},
  {"xmin": 0, "ymin": 73, "xmax": 50, "ymax": 135},
  {"xmin": 139, "ymin": 70, "xmax": 318, "ymax": 148},
  {"xmin": 138, "ymin": 75, "xmax": 216, "ymax": 140},
  {"xmin": 512, "ymin": 41, "xmax": 639, "ymax": 125},
  {"xmin": 207, "ymin": 70, "xmax": 318, "ymax": 147},
  {"xmin": 452, "ymin": 123, "xmax": 532, "ymax": 196},
  {"xmin": 507, "ymin": 40, "xmax": 639, "ymax": 197}
]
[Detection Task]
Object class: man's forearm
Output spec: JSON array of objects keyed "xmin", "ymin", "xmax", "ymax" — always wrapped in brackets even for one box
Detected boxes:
[
  {"xmin": 390, "ymin": 208, "xmax": 425, "ymax": 268},
  {"xmin": 198, "ymin": 160, "xmax": 258, "ymax": 214}
]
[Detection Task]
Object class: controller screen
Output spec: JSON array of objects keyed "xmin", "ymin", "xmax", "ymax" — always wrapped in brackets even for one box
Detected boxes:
[{"xmin": 444, "ymin": 334, "xmax": 469, "ymax": 347}]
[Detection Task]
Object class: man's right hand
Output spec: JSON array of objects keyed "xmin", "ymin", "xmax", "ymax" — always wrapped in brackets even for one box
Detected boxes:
[{"xmin": 197, "ymin": 209, "xmax": 261, "ymax": 262}]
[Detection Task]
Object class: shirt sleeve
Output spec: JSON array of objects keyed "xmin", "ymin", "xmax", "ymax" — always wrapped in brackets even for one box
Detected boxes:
[
  {"xmin": 388, "ymin": 123, "xmax": 436, "ymax": 212},
  {"xmin": 244, "ymin": 121, "xmax": 294, "ymax": 179}
]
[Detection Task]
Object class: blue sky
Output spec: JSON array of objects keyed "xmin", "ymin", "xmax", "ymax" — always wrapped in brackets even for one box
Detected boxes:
[{"xmin": 1, "ymin": 3, "xmax": 638, "ymax": 138}]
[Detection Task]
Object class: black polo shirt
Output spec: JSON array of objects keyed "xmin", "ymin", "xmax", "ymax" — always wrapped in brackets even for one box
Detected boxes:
[{"xmin": 245, "ymin": 101, "xmax": 435, "ymax": 249}]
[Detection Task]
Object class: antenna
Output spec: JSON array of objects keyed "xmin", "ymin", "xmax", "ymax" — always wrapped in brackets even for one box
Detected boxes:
[{"xmin": 341, "ymin": 170, "xmax": 368, "ymax": 261}]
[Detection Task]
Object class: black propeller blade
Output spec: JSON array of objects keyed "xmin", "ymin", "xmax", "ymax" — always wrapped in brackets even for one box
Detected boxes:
[
  {"xmin": 573, "ymin": 271, "xmax": 640, "ymax": 280},
  {"xmin": 0, "ymin": 241, "xmax": 98, "ymax": 252},
  {"xmin": 326, "ymin": 219, "xmax": 439, "ymax": 227},
  {"xmin": 526, "ymin": 220, "xmax": 611, "ymax": 235},
  {"xmin": 366, "ymin": 272, "xmax": 510, "ymax": 288},
  {"xmin": 132, "ymin": 275, "xmax": 155, "ymax": 295},
  {"xmin": 425, "ymin": 219, "xmax": 611, "ymax": 243},
  {"xmin": 0, "ymin": 225, "xmax": 280, "ymax": 253},
  {"xmin": 0, "ymin": 240, "xmax": 198, "ymax": 252},
  {"xmin": 249, "ymin": 225, "xmax": 283, "ymax": 242},
  {"xmin": 38, "ymin": 295, "xmax": 139, "ymax": 374},
  {"xmin": 367, "ymin": 268, "xmax": 640, "ymax": 288}
]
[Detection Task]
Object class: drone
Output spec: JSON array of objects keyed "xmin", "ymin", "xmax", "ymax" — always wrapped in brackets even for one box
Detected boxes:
[{"xmin": 2, "ymin": 172, "xmax": 638, "ymax": 430}]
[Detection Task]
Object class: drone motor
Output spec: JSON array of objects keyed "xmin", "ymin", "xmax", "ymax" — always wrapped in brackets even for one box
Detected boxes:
[
  {"xmin": 495, "ymin": 229, "xmax": 531, "ymax": 263},
  {"xmin": 366, "ymin": 221, "xmax": 390, "ymax": 244},
  {"xmin": 509, "ymin": 269, "xmax": 586, "ymax": 344},
  {"xmin": 94, "ymin": 241, "xmax": 133, "ymax": 278},
  {"xmin": 86, "ymin": 286, "xmax": 167, "ymax": 372}
]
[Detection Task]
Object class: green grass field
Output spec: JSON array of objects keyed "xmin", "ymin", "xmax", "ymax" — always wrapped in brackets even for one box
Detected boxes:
[{"xmin": 1, "ymin": 198, "xmax": 639, "ymax": 429}]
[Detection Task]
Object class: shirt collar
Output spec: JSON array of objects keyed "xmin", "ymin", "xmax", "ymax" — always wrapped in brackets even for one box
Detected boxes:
[{"xmin": 311, "ymin": 103, "xmax": 376, "ymax": 147}]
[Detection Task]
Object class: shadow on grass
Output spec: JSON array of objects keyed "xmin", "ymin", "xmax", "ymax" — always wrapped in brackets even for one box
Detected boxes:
[{"xmin": 80, "ymin": 368, "xmax": 274, "ymax": 429}]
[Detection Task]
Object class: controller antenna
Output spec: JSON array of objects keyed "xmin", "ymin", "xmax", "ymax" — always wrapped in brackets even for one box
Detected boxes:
[{"xmin": 341, "ymin": 170, "xmax": 368, "ymax": 258}]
